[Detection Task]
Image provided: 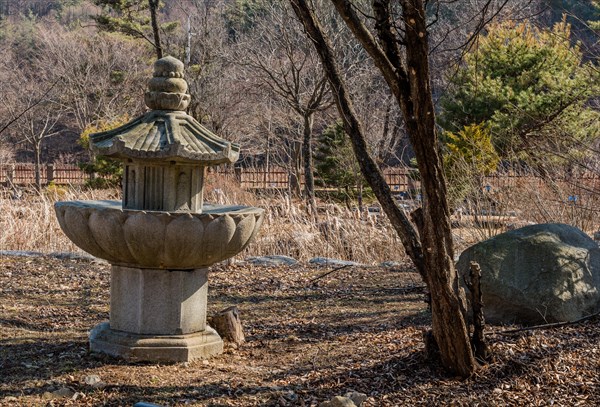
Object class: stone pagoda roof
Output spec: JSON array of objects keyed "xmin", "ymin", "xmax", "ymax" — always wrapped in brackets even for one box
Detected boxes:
[{"xmin": 90, "ymin": 56, "xmax": 239, "ymax": 165}]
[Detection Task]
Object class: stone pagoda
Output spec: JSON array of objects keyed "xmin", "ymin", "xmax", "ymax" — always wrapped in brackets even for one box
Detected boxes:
[{"xmin": 54, "ymin": 56, "xmax": 264, "ymax": 362}]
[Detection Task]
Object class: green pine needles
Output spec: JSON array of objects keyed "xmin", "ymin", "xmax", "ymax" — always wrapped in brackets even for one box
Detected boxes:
[{"xmin": 440, "ymin": 18, "xmax": 600, "ymax": 162}]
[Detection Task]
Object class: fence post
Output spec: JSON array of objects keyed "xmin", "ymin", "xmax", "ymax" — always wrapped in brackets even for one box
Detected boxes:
[
  {"xmin": 46, "ymin": 164, "xmax": 54, "ymax": 184},
  {"xmin": 7, "ymin": 164, "xmax": 14, "ymax": 186}
]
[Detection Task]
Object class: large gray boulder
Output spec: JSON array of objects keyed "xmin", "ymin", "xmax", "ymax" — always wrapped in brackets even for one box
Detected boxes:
[{"xmin": 457, "ymin": 223, "xmax": 600, "ymax": 325}]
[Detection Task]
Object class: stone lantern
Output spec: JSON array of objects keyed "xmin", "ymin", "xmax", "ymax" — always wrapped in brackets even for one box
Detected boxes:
[
  {"xmin": 54, "ymin": 56, "xmax": 264, "ymax": 362},
  {"xmin": 92, "ymin": 56, "xmax": 237, "ymax": 213}
]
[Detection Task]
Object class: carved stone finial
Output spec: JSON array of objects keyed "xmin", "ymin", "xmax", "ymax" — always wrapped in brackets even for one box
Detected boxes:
[{"xmin": 144, "ymin": 56, "xmax": 191, "ymax": 111}]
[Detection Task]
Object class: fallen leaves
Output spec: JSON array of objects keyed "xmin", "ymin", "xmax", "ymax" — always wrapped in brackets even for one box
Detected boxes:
[{"xmin": 0, "ymin": 255, "xmax": 598, "ymax": 406}]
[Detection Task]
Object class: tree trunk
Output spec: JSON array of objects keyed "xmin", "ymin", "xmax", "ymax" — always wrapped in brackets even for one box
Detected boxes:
[
  {"xmin": 399, "ymin": 1, "xmax": 476, "ymax": 376},
  {"xmin": 34, "ymin": 142, "xmax": 42, "ymax": 191},
  {"xmin": 357, "ymin": 178, "xmax": 364, "ymax": 214},
  {"xmin": 289, "ymin": 140, "xmax": 302, "ymax": 197},
  {"xmin": 290, "ymin": 0, "xmax": 477, "ymax": 377},
  {"xmin": 148, "ymin": 0, "xmax": 163, "ymax": 59},
  {"xmin": 302, "ymin": 113, "xmax": 317, "ymax": 215},
  {"xmin": 467, "ymin": 261, "xmax": 490, "ymax": 362},
  {"xmin": 185, "ymin": 15, "xmax": 192, "ymax": 66}
]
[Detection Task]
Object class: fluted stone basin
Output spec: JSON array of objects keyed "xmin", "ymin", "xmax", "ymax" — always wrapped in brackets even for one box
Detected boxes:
[{"xmin": 55, "ymin": 200, "xmax": 264, "ymax": 269}]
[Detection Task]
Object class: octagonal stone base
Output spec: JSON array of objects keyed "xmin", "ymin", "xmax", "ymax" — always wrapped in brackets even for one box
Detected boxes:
[
  {"xmin": 111, "ymin": 266, "xmax": 208, "ymax": 335},
  {"xmin": 90, "ymin": 322, "xmax": 223, "ymax": 362},
  {"xmin": 89, "ymin": 265, "xmax": 224, "ymax": 362}
]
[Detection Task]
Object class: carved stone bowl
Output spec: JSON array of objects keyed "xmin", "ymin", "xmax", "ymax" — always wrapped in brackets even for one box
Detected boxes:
[{"xmin": 55, "ymin": 200, "xmax": 264, "ymax": 269}]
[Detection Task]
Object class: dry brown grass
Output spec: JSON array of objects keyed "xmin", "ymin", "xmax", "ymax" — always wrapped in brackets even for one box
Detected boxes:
[
  {"xmin": 451, "ymin": 173, "xmax": 600, "ymax": 244},
  {"xmin": 0, "ymin": 179, "xmax": 406, "ymax": 265},
  {"xmin": 0, "ymin": 186, "xmax": 120, "ymax": 254},
  {"xmin": 2, "ymin": 171, "xmax": 598, "ymax": 263}
]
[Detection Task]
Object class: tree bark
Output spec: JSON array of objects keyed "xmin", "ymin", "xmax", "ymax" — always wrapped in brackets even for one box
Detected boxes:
[
  {"xmin": 148, "ymin": 0, "xmax": 163, "ymax": 59},
  {"xmin": 34, "ymin": 142, "xmax": 41, "ymax": 191},
  {"xmin": 291, "ymin": 0, "xmax": 477, "ymax": 377},
  {"xmin": 302, "ymin": 113, "xmax": 317, "ymax": 215},
  {"xmin": 467, "ymin": 261, "xmax": 490, "ymax": 362},
  {"xmin": 400, "ymin": 0, "xmax": 477, "ymax": 377},
  {"xmin": 289, "ymin": 140, "xmax": 302, "ymax": 197}
]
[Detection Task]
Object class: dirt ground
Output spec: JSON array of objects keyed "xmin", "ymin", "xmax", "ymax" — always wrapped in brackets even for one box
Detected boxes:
[{"xmin": 0, "ymin": 255, "xmax": 598, "ymax": 406}]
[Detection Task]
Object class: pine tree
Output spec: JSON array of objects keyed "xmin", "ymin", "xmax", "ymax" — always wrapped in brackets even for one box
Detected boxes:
[
  {"xmin": 91, "ymin": 0, "xmax": 177, "ymax": 58},
  {"xmin": 440, "ymin": 19, "xmax": 600, "ymax": 161},
  {"xmin": 224, "ymin": 0, "xmax": 269, "ymax": 41},
  {"xmin": 443, "ymin": 123, "xmax": 500, "ymax": 207},
  {"xmin": 590, "ymin": 1, "xmax": 600, "ymax": 31},
  {"xmin": 78, "ymin": 115, "xmax": 131, "ymax": 188},
  {"xmin": 315, "ymin": 121, "xmax": 365, "ymax": 204}
]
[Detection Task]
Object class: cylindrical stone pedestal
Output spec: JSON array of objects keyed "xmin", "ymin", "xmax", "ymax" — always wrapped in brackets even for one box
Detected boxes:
[{"xmin": 89, "ymin": 266, "xmax": 223, "ymax": 362}]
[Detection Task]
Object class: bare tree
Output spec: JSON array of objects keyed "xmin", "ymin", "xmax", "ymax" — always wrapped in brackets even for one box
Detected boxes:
[
  {"xmin": 171, "ymin": 0, "xmax": 259, "ymax": 151},
  {"xmin": 290, "ymin": 0, "xmax": 482, "ymax": 377},
  {"xmin": 36, "ymin": 25, "xmax": 148, "ymax": 132},
  {"xmin": 237, "ymin": 2, "xmax": 334, "ymax": 212},
  {"xmin": 2, "ymin": 80, "xmax": 62, "ymax": 190},
  {"xmin": 0, "ymin": 17, "xmax": 148, "ymax": 181}
]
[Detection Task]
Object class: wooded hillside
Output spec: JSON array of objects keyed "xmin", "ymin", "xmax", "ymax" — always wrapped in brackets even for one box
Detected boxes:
[{"xmin": 0, "ymin": 0, "xmax": 597, "ymax": 169}]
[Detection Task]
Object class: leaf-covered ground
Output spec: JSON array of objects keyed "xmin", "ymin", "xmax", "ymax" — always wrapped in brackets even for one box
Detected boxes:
[{"xmin": 0, "ymin": 255, "xmax": 598, "ymax": 406}]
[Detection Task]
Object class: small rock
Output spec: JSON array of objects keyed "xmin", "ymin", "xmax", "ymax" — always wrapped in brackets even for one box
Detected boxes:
[
  {"xmin": 283, "ymin": 391, "xmax": 298, "ymax": 402},
  {"xmin": 344, "ymin": 391, "xmax": 367, "ymax": 406},
  {"xmin": 4, "ymin": 396, "xmax": 17, "ymax": 402},
  {"xmin": 0, "ymin": 250, "xmax": 45, "ymax": 258},
  {"xmin": 202, "ymin": 360, "xmax": 210, "ymax": 365},
  {"xmin": 319, "ymin": 395, "xmax": 357, "ymax": 407},
  {"xmin": 309, "ymin": 257, "xmax": 361, "ymax": 267},
  {"xmin": 246, "ymin": 255, "xmax": 298, "ymax": 266},
  {"xmin": 380, "ymin": 261, "xmax": 402, "ymax": 269},
  {"xmin": 21, "ymin": 362, "xmax": 39, "ymax": 369},
  {"xmin": 53, "ymin": 387, "xmax": 75, "ymax": 398},
  {"xmin": 49, "ymin": 252, "xmax": 98, "ymax": 261},
  {"xmin": 367, "ymin": 205, "xmax": 381, "ymax": 213},
  {"xmin": 84, "ymin": 375, "xmax": 101, "ymax": 386}
]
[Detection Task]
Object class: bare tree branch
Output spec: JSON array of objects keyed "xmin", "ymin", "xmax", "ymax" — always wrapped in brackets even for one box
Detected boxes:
[{"xmin": 0, "ymin": 78, "xmax": 60, "ymax": 138}]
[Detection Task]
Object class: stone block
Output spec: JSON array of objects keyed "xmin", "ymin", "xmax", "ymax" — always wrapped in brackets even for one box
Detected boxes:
[
  {"xmin": 90, "ymin": 322, "xmax": 223, "ymax": 362},
  {"xmin": 110, "ymin": 266, "xmax": 208, "ymax": 335}
]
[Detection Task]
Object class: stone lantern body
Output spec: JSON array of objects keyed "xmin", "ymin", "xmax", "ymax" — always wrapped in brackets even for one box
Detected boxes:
[{"xmin": 54, "ymin": 56, "xmax": 264, "ymax": 362}]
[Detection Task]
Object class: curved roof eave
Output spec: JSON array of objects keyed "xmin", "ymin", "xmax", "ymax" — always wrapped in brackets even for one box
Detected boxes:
[{"xmin": 90, "ymin": 111, "xmax": 240, "ymax": 165}]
